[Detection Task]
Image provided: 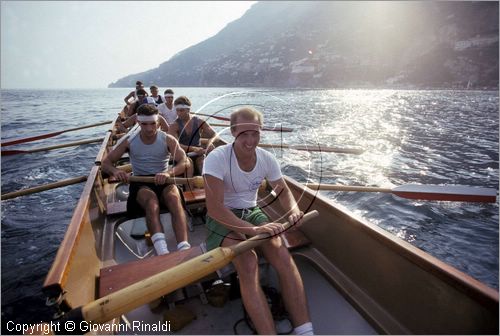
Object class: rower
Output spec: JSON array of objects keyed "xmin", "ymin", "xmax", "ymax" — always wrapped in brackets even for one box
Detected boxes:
[
  {"xmin": 150, "ymin": 84, "xmax": 166, "ymax": 105},
  {"xmin": 157, "ymin": 88, "xmax": 177, "ymax": 124},
  {"xmin": 117, "ymin": 89, "xmax": 169, "ymax": 133},
  {"xmin": 123, "ymin": 80, "xmax": 144, "ymax": 116},
  {"xmin": 203, "ymin": 107, "xmax": 314, "ymax": 335},
  {"xmin": 118, "ymin": 111, "xmax": 169, "ymax": 134},
  {"xmin": 102, "ymin": 104, "xmax": 191, "ymax": 256},
  {"xmin": 168, "ymin": 95, "xmax": 218, "ymax": 178}
]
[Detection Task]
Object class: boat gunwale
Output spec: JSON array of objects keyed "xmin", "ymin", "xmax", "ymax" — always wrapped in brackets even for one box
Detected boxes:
[
  {"xmin": 42, "ymin": 164, "xmax": 101, "ymax": 298},
  {"xmin": 42, "ymin": 117, "xmax": 119, "ymax": 299},
  {"xmin": 94, "ymin": 129, "xmax": 114, "ymax": 165}
]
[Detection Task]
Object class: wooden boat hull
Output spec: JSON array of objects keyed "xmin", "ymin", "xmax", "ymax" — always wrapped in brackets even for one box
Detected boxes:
[{"xmin": 42, "ymin": 116, "xmax": 498, "ymax": 334}]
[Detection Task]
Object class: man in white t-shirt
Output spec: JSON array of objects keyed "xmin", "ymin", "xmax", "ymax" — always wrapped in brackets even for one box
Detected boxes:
[
  {"xmin": 157, "ymin": 89, "xmax": 177, "ymax": 124},
  {"xmin": 202, "ymin": 107, "xmax": 314, "ymax": 335}
]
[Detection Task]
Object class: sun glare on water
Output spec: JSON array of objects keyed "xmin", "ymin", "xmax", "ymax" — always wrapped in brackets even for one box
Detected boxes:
[{"xmin": 312, "ymin": 89, "xmax": 403, "ymax": 187}]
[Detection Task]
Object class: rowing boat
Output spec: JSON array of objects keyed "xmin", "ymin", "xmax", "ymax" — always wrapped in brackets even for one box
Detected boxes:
[{"xmin": 41, "ymin": 111, "xmax": 498, "ymax": 334}]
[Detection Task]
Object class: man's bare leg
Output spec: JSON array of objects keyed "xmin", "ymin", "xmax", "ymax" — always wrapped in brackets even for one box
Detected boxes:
[
  {"xmin": 259, "ymin": 237, "xmax": 311, "ymax": 327},
  {"xmin": 136, "ymin": 187, "xmax": 168, "ymax": 254},
  {"xmin": 161, "ymin": 185, "xmax": 189, "ymax": 244},
  {"xmin": 222, "ymin": 233, "xmax": 276, "ymax": 334}
]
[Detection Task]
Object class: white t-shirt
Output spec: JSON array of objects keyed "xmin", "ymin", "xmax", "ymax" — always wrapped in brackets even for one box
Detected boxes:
[
  {"xmin": 203, "ymin": 143, "xmax": 282, "ymax": 209},
  {"xmin": 157, "ymin": 103, "xmax": 177, "ymax": 124}
]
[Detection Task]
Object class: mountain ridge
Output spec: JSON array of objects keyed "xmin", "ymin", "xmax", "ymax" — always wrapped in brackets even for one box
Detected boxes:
[{"xmin": 109, "ymin": 1, "xmax": 499, "ymax": 89}]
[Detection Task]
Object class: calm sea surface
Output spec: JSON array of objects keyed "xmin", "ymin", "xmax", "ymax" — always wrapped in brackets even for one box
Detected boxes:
[{"xmin": 1, "ymin": 88, "xmax": 498, "ymax": 330}]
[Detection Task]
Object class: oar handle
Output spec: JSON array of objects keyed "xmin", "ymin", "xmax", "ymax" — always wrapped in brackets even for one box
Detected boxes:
[{"xmin": 231, "ymin": 210, "xmax": 319, "ymax": 255}]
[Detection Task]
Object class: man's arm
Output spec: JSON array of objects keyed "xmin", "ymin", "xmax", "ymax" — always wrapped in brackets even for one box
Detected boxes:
[
  {"xmin": 167, "ymin": 122, "xmax": 179, "ymax": 139},
  {"xmin": 124, "ymin": 91, "xmax": 135, "ymax": 104},
  {"xmin": 101, "ymin": 140, "xmax": 130, "ymax": 182},
  {"xmin": 158, "ymin": 115, "xmax": 169, "ymax": 132},
  {"xmin": 200, "ymin": 120, "xmax": 217, "ymax": 138},
  {"xmin": 200, "ymin": 121, "xmax": 218, "ymax": 153},
  {"xmin": 117, "ymin": 114, "xmax": 137, "ymax": 132},
  {"xmin": 268, "ymin": 178, "xmax": 304, "ymax": 228},
  {"xmin": 166, "ymin": 134, "xmax": 188, "ymax": 176}
]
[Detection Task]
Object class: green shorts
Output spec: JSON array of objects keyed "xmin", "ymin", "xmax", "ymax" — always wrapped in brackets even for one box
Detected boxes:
[{"xmin": 205, "ymin": 207, "xmax": 270, "ymax": 251}]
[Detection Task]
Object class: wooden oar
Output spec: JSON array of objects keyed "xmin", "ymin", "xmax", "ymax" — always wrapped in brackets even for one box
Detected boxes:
[
  {"xmin": 108, "ymin": 175, "xmax": 205, "ymax": 188},
  {"xmin": 258, "ymin": 143, "xmax": 364, "ymax": 154},
  {"xmin": 209, "ymin": 123, "xmax": 294, "ymax": 132},
  {"xmin": 193, "ymin": 103, "xmax": 265, "ymax": 121},
  {"xmin": 192, "ymin": 111, "xmax": 230, "ymax": 122},
  {"xmin": 1, "ymin": 120, "xmax": 112, "ymax": 147},
  {"xmin": 58, "ymin": 210, "xmax": 318, "ymax": 328},
  {"xmin": 201, "ymin": 138, "xmax": 363, "ymax": 155},
  {"xmin": 1, "ymin": 176, "xmax": 88, "ymax": 201},
  {"xmin": 1, "ymin": 137, "xmax": 104, "ymax": 156},
  {"xmin": 306, "ymin": 183, "xmax": 498, "ymax": 203}
]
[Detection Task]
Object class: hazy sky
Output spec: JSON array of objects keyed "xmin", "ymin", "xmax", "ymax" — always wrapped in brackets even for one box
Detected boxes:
[{"xmin": 1, "ymin": 1, "xmax": 256, "ymax": 89}]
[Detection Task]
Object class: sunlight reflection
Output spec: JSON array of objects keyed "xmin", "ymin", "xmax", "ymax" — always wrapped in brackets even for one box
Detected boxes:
[{"xmin": 311, "ymin": 89, "xmax": 402, "ymax": 186}]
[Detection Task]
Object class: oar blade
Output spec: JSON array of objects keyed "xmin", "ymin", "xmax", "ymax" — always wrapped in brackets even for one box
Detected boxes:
[{"xmin": 393, "ymin": 185, "xmax": 498, "ymax": 203}]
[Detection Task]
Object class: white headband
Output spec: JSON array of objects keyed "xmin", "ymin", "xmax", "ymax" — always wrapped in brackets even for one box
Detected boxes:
[
  {"xmin": 137, "ymin": 114, "xmax": 159, "ymax": 122},
  {"xmin": 175, "ymin": 104, "xmax": 191, "ymax": 109},
  {"xmin": 164, "ymin": 94, "xmax": 174, "ymax": 98}
]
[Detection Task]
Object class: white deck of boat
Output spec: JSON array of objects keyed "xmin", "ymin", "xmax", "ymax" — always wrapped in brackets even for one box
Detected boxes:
[{"xmin": 107, "ymin": 212, "xmax": 377, "ymax": 335}]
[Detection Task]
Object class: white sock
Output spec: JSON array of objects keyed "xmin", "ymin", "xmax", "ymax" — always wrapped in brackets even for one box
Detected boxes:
[
  {"xmin": 294, "ymin": 322, "xmax": 314, "ymax": 335},
  {"xmin": 151, "ymin": 232, "xmax": 169, "ymax": 255},
  {"xmin": 177, "ymin": 241, "xmax": 191, "ymax": 251}
]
